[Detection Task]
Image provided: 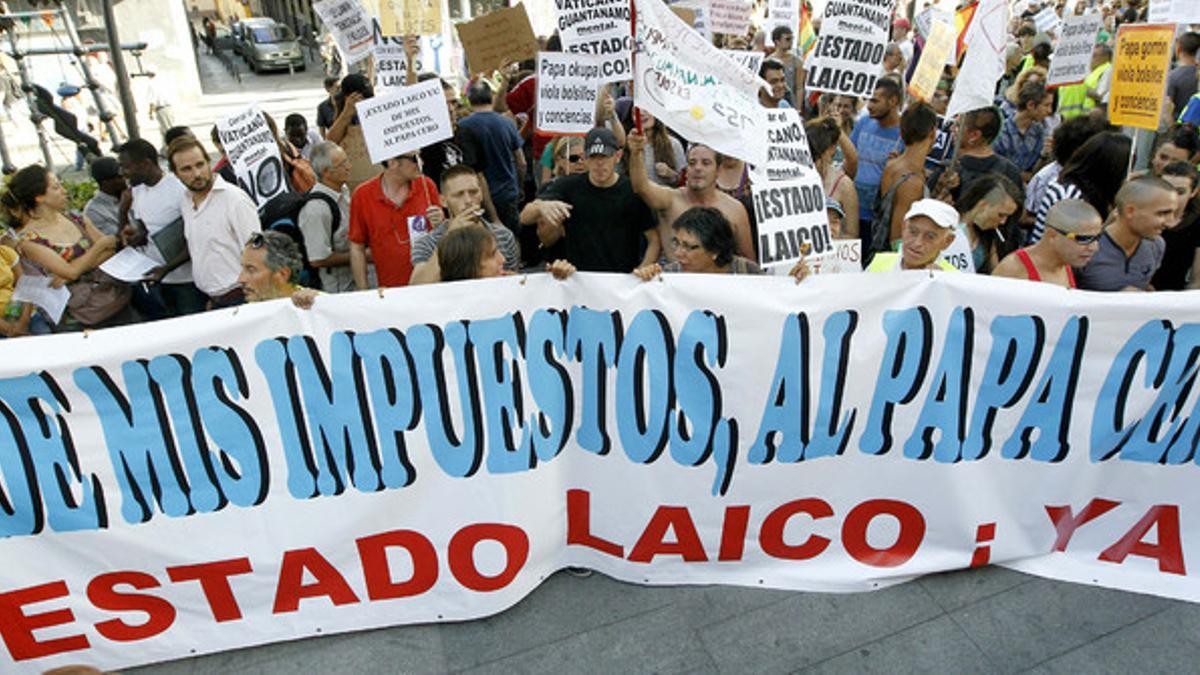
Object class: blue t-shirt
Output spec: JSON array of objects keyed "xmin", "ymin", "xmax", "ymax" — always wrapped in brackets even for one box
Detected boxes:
[
  {"xmin": 458, "ymin": 111, "xmax": 523, "ymax": 203},
  {"xmin": 850, "ymin": 117, "xmax": 903, "ymax": 223}
]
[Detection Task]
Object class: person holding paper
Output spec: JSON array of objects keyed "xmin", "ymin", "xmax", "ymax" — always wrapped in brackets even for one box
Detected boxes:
[
  {"xmin": 626, "ymin": 130, "xmax": 754, "ymax": 264},
  {"xmin": 327, "ymin": 74, "xmax": 381, "ymax": 192},
  {"xmin": 348, "ymin": 152, "xmax": 442, "ymax": 289}
]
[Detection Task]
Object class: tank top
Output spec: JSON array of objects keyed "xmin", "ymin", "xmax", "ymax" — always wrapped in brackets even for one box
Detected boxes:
[{"xmin": 1015, "ymin": 249, "xmax": 1076, "ymax": 288}]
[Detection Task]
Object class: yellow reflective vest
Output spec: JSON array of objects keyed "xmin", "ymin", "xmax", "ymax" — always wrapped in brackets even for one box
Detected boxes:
[{"xmin": 1058, "ymin": 62, "xmax": 1111, "ymax": 119}]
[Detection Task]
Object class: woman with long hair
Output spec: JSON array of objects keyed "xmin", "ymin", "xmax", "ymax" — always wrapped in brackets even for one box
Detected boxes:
[
  {"xmin": 438, "ymin": 225, "xmax": 575, "ymax": 282},
  {"xmin": 806, "ymin": 116, "xmax": 859, "ymax": 239},
  {"xmin": 1030, "ymin": 131, "xmax": 1132, "ymax": 243}
]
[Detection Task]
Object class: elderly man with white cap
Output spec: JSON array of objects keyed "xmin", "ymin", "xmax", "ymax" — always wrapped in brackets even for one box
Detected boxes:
[{"xmin": 866, "ymin": 199, "xmax": 960, "ymax": 272}]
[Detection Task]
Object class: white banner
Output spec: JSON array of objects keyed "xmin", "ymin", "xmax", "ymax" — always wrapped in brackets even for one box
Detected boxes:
[
  {"xmin": 313, "ymin": 0, "xmax": 374, "ymax": 65},
  {"xmin": 633, "ymin": 0, "xmax": 768, "ymax": 165},
  {"xmin": 556, "ymin": 0, "xmax": 634, "ymax": 84},
  {"xmin": 216, "ymin": 105, "xmax": 286, "ymax": 206},
  {"xmin": 1047, "ymin": 13, "xmax": 1104, "ymax": 88},
  {"xmin": 751, "ymin": 175, "xmax": 832, "ymax": 269},
  {"xmin": 4, "ymin": 273, "xmax": 1200, "ymax": 673},
  {"xmin": 750, "ymin": 107, "xmax": 817, "ymax": 183},
  {"xmin": 709, "ymin": 0, "xmax": 752, "ymax": 35},
  {"xmin": 947, "ymin": 0, "xmax": 1011, "ymax": 118},
  {"xmin": 536, "ymin": 52, "xmax": 601, "ymax": 134},
  {"xmin": 804, "ymin": 0, "xmax": 896, "ymax": 97},
  {"xmin": 722, "ymin": 48, "xmax": 764, "ymax": 74},
  {"xmin": 356, "ymin": 79, "xmax": 453, "ymax": 164}
]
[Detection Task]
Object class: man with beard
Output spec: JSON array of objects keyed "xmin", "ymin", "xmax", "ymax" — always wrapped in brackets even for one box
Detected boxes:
[
  {"xmin": 626, "ymin": 130, "xmax": 753, "ymax": 262},
  {"xmin": 167, "ymin": 136, "xmax": 261, "ymax": 309},
  {"xmin": 118, "ymin": 138, "xmax": 208, "ymax": 317}
]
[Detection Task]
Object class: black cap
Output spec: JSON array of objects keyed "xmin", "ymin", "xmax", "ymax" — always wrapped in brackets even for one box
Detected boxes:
[
  {"xmin": 90, "ymin": 157, "xmax": 122, "ymax": 183},
  {"xmin": 584, "ymin": 127, "xmax": 619, "ymax": 157}
]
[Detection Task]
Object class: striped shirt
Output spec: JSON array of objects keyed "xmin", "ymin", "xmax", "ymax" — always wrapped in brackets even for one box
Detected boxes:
[{"xmin": 1029, "ymin": 179, "xmax": 1085, "ymax": 244}]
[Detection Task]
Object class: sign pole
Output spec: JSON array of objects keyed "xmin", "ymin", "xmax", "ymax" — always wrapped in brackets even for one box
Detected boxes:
[{"xmin": 631, "ymin": 0, "xmax": 643, "ymax": 133}]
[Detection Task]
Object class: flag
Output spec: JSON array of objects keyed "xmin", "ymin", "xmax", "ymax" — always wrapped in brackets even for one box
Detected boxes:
[
  {"xmin": 798, "ymin": 4, "xmax": 817, "ymax": 57},
  {"xmin": 633, "ymin": 0, "xmax": 769, "ymax": 165},
  {"xmin": 955, "ymin": 1, "xmax": 977, "ymax": 60},
  {"xmin": 946, "ymin": 0, "xmax": 1009, "ymax": 118}
]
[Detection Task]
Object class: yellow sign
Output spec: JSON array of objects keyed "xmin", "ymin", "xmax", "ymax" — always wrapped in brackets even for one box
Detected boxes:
[
  {"xmin": 380, "ymin": 0, "xmax": 443, "ymax": 36},
  {"xmin": 1109, "ymin": 23, "xmax": 1174, "ymax": 130},
  {"xmin": 907, "ymin": 18, "xmax": 956, "ymax": 102}
]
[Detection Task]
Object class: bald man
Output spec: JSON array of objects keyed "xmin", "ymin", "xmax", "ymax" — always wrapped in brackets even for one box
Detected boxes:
[
  {"xmin": 1076, "ymin": 176, "xmax": 1175, "ymax": 292},
  {"xmin": 993, "ymin": 199, "xmax": 1102, "ymax": 289}
]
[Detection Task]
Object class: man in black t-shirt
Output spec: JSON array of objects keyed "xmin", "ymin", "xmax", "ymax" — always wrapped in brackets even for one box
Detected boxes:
[
  {"xmin": 520, "ymin": 128, "xmax": 660, "ymax": 272},
  {"xmin": 316, "ymin": 76, "xmax": 339, "ymax": 137}
]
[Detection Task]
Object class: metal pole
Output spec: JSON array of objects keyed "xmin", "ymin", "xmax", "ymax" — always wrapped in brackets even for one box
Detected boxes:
[
  {"xmin": 5, "ymin": 24, "xmax": 54, "ymax": 169},
  {"xmin": 91, "ymin": 0, "xmax": 140, "ymax": 141}
]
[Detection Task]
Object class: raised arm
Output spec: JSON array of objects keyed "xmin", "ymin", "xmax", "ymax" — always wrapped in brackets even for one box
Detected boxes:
[{"xmin": 626, "ymin": 131, "xmax": 677, "ymax": 211}]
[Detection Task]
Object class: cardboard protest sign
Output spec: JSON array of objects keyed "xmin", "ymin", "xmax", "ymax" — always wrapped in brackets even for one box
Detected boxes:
[
  {"xmin": 710, "ymin": 0, "xmax": 752, "ymax": 36},
  {"xmin": 764, "ymin": 0, "xmax": 800, "ymax": 47},
  {"xmin": 908, "ymin": 16, "xmax": 956, "ymax": 101},
  {"xmin": 1109, "ymin": 23, "xmax": 1173, "ymax": 131},
  {"xmin": 379, "ymin": 0, "xmax": 443, "ymax": 36},
  {"xmin": 1046, "ymin": 13, "xmax": 1104, "ymax": 88},
  {"xmin": 947, "ymin": 0, "xmax": 1010, "ymax": 117},
  {"xmin": 555, "ymin": 0, "xmax": 633, "ymax": 83},
  {"xmin": 722, "ymin": 49, "xmax": 764, "ymax": 74},
  {"xmin": 809, "ymin": 239, "xmax": 863, "ymax": 274},
  {"xmin": 634, "ymin": 0, "xmax": 768, "ymax": 166},
  {"xmin": 1032, "ymin": 6, "xmax": 1061, "ymax": 34},
  {"xmin": 313, "ymin": 0, "xmax": 374, "ymax": 65},
  {"xmin": 216, "ymin": 105, "xmax": 287, "ymax": 207},
  {"xmin": 356, "ymin": 79, "xmax": 453, "ymax": 164},
  {"xmin": 676, "ymin": 0, "xmax": 712, "ymax": 40},
  {"xmin": 670, "ymin": 6, "xmax": 696, "ymax": 25},
  {"xmin": 752, "ymin": 175, "xmax": 833, "ymax": 270},
  {"xmin": 804, "ymin": 0, "xmax": 896, "ymax": 98},
  {"xmin": 455, "ymin": 4, "xmax": 539, "ymax": 75},
  {"xmin": 536, "ymin": 52, "xmax": 601, "ymax": 134},
  {"xmin": 750, "ymin": 108, "xmax": 817, "ymax": 183}
]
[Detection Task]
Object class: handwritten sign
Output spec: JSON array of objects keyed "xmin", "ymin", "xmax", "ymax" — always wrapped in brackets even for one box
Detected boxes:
[
  {"xmin": 379, "ymin": 0, "xmax": 442, "ymax": 36},
  {"xmin": 356, "ymin": 79, "xmax": 453, "ymax": 164},
  {"xmin": 809, "ymin": 239, "xmax": 863, "ymax": 274},
  {"xmin": 908, "ymin": 16, "xmax": 956, "ymax": 101},
  {"xmin": 722, "ymin": 49, "xmax": 764, "ymax": 74},
  {"xmin": 455, "ymin": 4, "xmax": 539, "ymax": 75},
  {"xmin": 1046, "ymin": 13, "xmax": 1104, "ymax": 88},
  {"xmin": 1109, "ymin": 23, "xmax": 1173, "ymax": 130},
  {"xmin": 710, "ymin": 0, "xmax": 752, "ymax": 35},
  {"xmin": 536, "ymin": 52, "xmax": 601, "ymax": 134}
]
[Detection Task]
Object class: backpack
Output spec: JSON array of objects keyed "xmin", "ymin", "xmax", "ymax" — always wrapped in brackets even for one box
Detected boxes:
[{"xmin": 258, "ymin": 191, "xmax": 341, "ymax": 290}]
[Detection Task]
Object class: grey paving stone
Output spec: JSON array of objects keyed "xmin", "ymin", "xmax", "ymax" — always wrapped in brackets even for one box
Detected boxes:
[
  {"xmin": 799, "ymin": 615, "xmax": 997, "ymax": 675},
  {"xmin": 459, "ymin": 604, "xmax": 719, "ymax": 675},
  {"xmin": 1029, "ymin": 601, "xmax": 1198, "ymax": 675},
  {"xmin": 950, "ymin": 577, "xmax": 1173, "ymax": 673},
  {"xmin": 696, "ymin": 580, "xmax": 943, "ymax": 674},
  {"xmin": 918, "ymin": 566, "xmax": 1034, "ymax": 612}
]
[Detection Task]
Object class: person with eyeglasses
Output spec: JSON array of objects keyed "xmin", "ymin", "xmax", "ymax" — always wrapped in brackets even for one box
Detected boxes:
[
  {"xmin": 348, "ymin": 151, "xmax": 443, "ymax": 290},
  {"xmin": 1075, "ymin": 176, "xmax": 1175, "ymax": 292},
  {"xmin": 633, "ymin": 207, "xmax": 761, "ymax": 278},
  {"xmin": 993, "ymin": 199, "xmax": 1101, "ymax": 289},
  {"xmin": 299, "ymin": 141, "xmax": 355, "ymax": 293}
]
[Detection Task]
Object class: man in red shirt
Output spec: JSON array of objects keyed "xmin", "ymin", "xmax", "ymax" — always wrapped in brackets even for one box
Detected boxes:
[{"xmin": 349, "ymin": 152, "xmax": 442, "ymax": 288}]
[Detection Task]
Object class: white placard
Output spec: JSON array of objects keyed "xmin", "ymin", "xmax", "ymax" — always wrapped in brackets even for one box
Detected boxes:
[
  {"xmin": 313, "ymin": 0, "xmax": 373, "ymax": 65},
  {"xmin": 809, "ymin": 238, "xmax": 863, "ymax": 274},
  {"xmin": 99, "ymin": 247, "xmax": 161, "ymax": 282},
  {"xmin": 751, "ymin": 174, "xmax": 833, "ymax": 270},
  {"xmin": 372, "ymin": 20, "xmax": 425, "ymax": 91},
  {"xmin": 764, "ymin": 0, "xmax": 800, "ymax": 47},
  {"xmin": 805, "ymin": 0, "xmax": 896, "ymax": 97},
  {"xmin": 216, "ymin": 105, "xmax": 287, "ymax": 207},
  {"xmin": 1168, "ymin": 0, "xmax": 1200, "ymax": 23},
  {"xmin": 1046, "ymin": 13, "xmax": 1104, "ymax": 88},
  {"xmin": 12, "ymin": 274, "xmax": 68, "ymax": 323},
  {"xmin": 750, "ymin": 107, "xmax": 817, "ymax": 183},
  {"xmin": 536, "ymin": 52, "xmax": 601, "ymax": 134},
  {"xmin": 356, "ymin": 79, "xmax": 454, "ymax": 165},
  {"xmin": 710, "ymin": 0, "xmax": 752, "ymax": 36},
  {"xmin": 556, "ymin": 0, "xmax": 634, "ymax": 84},
  {"xmin": 722, "ymin": 49, "xmax": 764, "ymax": 74},
  {"xmin": 1033, "ymin": 6, "xmax": 1061, "ymax": 34},
  {"xmin": 1148, "ymin": 0, "xmax": 1169, "ymax": 23}
]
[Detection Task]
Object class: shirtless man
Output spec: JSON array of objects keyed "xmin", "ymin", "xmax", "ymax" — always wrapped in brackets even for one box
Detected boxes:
[
  {"xmin": 992, "ymin": 199, "xmax": 1102, "ymax": 289},
  {"xmin": 627, "ymin": 130, "xmax": 754, "ymax": 262}
]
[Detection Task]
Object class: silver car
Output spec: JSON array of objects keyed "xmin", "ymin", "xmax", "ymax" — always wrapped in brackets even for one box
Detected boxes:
[{"xmin": 244, "ymin": 23, "xmax": 305, "ymax": 73}]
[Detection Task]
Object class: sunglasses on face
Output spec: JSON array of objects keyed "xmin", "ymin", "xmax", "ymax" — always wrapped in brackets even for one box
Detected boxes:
[
  {"xmin": 568, "ymin": 154, "xmax": 583, "ymax": 162},
  {"xmin": 1051, "ymin": 227, "xmax": 1102, "ymax": 245},
  {"xmin": 248, "ymin": 232, "xmax": 266, "ymax": 248}
]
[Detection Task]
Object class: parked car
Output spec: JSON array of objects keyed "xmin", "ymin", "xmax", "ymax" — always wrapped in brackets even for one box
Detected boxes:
[
  {"xmin": 243, "ymin": 23, "xmax": 305, "ymax": 73},
  {"xmin": 211, "ymin": 25, "xmax": 238, "ymax": 52},
  {"xmin": 233, "ymin": 17, "xmax": 278, "ymax": 60}
]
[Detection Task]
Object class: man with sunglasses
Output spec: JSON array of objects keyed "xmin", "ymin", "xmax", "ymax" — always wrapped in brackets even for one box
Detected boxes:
[
  {"xmin": 348, "ymin": 151, "xmax": 443, "ymax": 289},
  {"xmin": 1075, "ymin": 176, "xmax": 1175, "ymax": 292},
  {"xmin": 993, "ymin": 199, "xmax": 1102, "ymax": 289}
]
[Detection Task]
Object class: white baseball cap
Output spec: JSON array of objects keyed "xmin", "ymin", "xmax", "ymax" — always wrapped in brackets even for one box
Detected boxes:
[{"xmin": 903, "ymin": 198, "xmax": 959, "ymax": 229}]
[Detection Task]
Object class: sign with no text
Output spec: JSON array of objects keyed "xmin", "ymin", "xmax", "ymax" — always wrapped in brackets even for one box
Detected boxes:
[{"xmin": 455, "ymin": 4, "xmax": 540, "ymax": 75}]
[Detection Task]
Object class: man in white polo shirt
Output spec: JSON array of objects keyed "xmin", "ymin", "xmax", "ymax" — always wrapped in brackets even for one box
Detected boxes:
[
  {"xmin": 867, "ymin": 199, "xmax": 959, "ymax": 272},
  {"xmin": 166, "ymin": 136, "xmax": 261, "ymax": 309}
]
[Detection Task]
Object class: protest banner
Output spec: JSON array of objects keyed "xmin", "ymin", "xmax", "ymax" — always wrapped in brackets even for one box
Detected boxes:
[
  {"xmin": 808, "ymin": 238, "xmax": 862, "ymax": 274},
  {"xmin": 710, "ymin": 0, "xmax": 752, "ymax": 36},
  {"xmin": 356, "ymin": 79, "xmax": 453, "ymax": 164},
  {"xmin": 804, "ymin": 0, "xmax": 896, "ymax": 98},
  {"xmin": 313, "ymin": 0, "xmax": 373, "ymax": 65},
  {"xmin": 1109, "ymin": 23, "xmax": 1174, "ymax": 131},
  {"xmin": 379, "ymin": 0, "xmax": 442, "ymax": 36},
  {"xmin": 722, "ymin": 48, "xmax": 764, "ymax": 74},
  {"xmin": 455, "ymin": 4, "xmax": 539, "ymax": 75},
  {"xmin": 1032, "ymin": 6, "xmax": 1061, "ymax": 34},
  {"xmin": 371, "ymin": 20, "xmax": 425, "ymax": 91},
  {"xmin": 536, "ymin": 52, "xmax": 601, "ymax": 134},
  {"xmin": 5, "ymin": 270, "xmax": 1200, "ymax": 674},
  {"xmin": 752, "ymin": 174, "xmax": 832, "ymax": 270},
  {"xmin": 216, "ymin": 105, "xmax": 287, "ymax": 207},
  {"xmin": 1046, "ymin": 13, "xmax": 1104, "ymax": 88},
  {"xmin": 633, "ymin": 0, "xmax": 769, "ymax": 165},
  {"xmin": 555, "ymin": 0, "xmax": 634, "ymax": 84},
  {"xmin": 908, "ymin": 16, "xmax": 956, "ymax": 101},
  {"xmin": 947, "ymin": 0, "xmax": 1010, "ymax": 118},
  {"xmin": 764, "ymin": 0, "xmax": 800, "ymax": 47},
  {"xmin": 750, "ymin": 108, "xmax": 817, "ymax": 183}
]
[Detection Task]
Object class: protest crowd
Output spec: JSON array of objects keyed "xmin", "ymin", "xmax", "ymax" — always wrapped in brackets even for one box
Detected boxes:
[{"xmin": 0, "ymin": 0, "xmax": 1197, "ymax": 337}]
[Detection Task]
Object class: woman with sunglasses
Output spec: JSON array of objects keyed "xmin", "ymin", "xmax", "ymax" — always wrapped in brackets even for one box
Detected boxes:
[{"xmin": 992, "ymin": 199, "xmax": 1102, "ymax": 289}]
